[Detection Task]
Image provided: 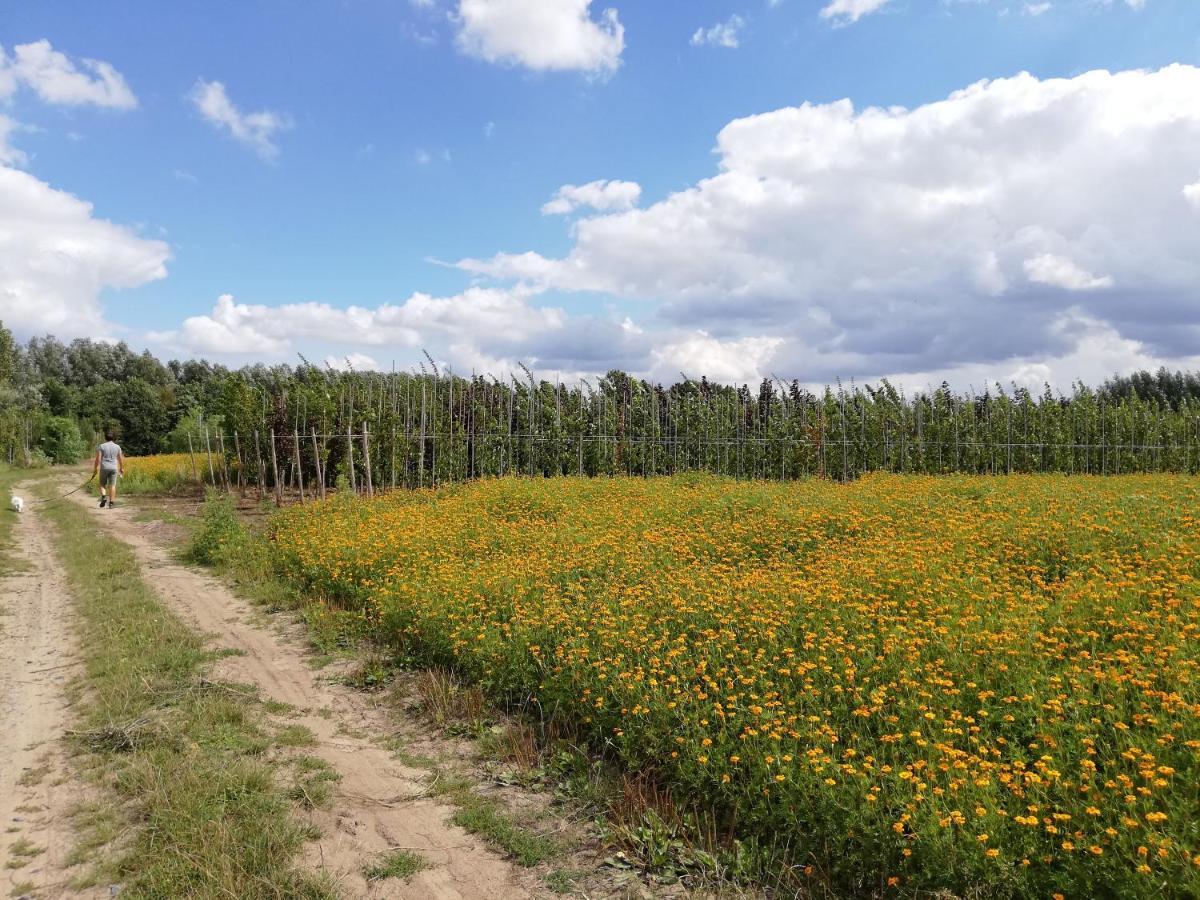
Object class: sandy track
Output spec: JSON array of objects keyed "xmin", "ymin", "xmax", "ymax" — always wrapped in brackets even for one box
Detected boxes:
[
  {"xmin": 0, "ymin": 483, "xmax": 99, "ymax": 899},
  {"xmin": 69, "ymin": 485, "xmax": 537, "ymax": 900}
]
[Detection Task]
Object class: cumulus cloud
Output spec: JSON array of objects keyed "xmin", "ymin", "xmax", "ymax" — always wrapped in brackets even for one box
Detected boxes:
[
  {"xmin": 456, "ymin": 65, "xmax": 1200, "ymax": 385},
  {"xmin": 649, "ymin": 332, "xmax": 784, "ymax": 383},
  {"xmin": 1185, "ymin": 179, "xmax": 1200, "ymax": 209},
  {"xmin": 690, "ymin": 15, "xmax": 745, "ymax": 49},
  {"xmin": 0, "ymin": 115, "xmax": 27, "ymax": 166},
  {"xmin": 1023, "ymin": 254, "xmax": 1113, "ymax": 291},
  {"xmin": 157, "ymin": 287, "xmax": 566, "ymax": 368},
  {"xmin": 0, "ymin": 166, "xmax": 169, "ymax": 337},
  {"xmin": 324, "ymin": 352, "xmax": 382, "ymax": 371},
  {"xmin": 819, "ymin": 0, "xmax": 891, "ymax": 25},
  {"xmin": 542, "ymin": 179, "xmax": 641, "ymax": 215},
  {"xmin": 190, "ymin": 80, "xmax": 290, "ymax": 160},
  {"xmin": 0, "ymin": 40, "xmax": 137, "ymax": 109},
  {"xmin": 1023, "ymin": 2, "xmax": 1052, "ymax": 15},
  {"xmin": 454, "ymin": 0, "xmax": 625, "ymax": 75}
]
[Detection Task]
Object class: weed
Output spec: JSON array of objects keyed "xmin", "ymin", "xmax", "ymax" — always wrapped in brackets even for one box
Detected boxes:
[
  {"xmin": 450, "ymin": 795, "xmax": 558, "ymax": 867},
  {"xmin": 363, "ymin": 849, "xmax": 428, "ymax": 882},
  {"xmin": 274, "ymin": 724, "xmax": 316, "ymax": 747}
]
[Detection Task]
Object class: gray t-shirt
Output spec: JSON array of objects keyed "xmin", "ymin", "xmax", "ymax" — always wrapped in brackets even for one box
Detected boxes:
[{"xmin": 98, "ymin": 441, "xmax": 121, "ymax": 471}]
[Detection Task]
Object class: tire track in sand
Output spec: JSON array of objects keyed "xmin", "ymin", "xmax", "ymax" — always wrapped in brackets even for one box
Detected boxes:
[
  {"xmin": 66, "ymin": 483, "xmax": 539, "ymax": 900},
  {"xmin": 0, "ymin": 482, "xmax": 101, "ymax": 900}
]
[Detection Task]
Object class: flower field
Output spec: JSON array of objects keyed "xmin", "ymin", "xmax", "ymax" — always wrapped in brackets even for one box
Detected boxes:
[
  {"xmin": 267, "ymin": 474, "xmax": 1200, "ymax": 896},
  {"xmin": 122, "ymin": 453, "xmax": 214, "ymax": 493}
]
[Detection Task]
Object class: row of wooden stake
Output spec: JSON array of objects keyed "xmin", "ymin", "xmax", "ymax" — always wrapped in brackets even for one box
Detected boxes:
[{"xmin": 186, "ymin": 424, "xmax": 378, "ymax": 505}]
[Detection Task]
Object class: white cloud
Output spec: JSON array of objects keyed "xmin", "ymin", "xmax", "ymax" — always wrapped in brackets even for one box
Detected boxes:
[
  {"xmin": 1023, "ymin": 2, "xmax": 1052, "ymax": 15},
  {"xmin": 1125, "ymin": 0, "xmax": 1146, "ymax": 8},
  {"xmin": 1023, "ymin": 254, "xmax": 1113, "ymax": 290},
  {"xmin": 0, "ymin": 115, "xmax": 27, "ymax": 166},
  {"xmin": 158, "ymin": 287, "xmax": 565, "ymax": 366},
  {"xmin": 648, "ymin": 332, "xmax": 783, "ymax": 383},
  {"xmin": 541, "ymin": 179, "xmax": 641, "ymax": 215},
  {"xmin": 0, "ymin": 40, "xmax": 137, "ymax": 109},
  {"xmin": 0, "ymin": 165, "xmax": 169, "ymax": 337},
  {"xmin": 454, "ymin": 0, "xmax": 625, "ymax": 75},
  {"xmin": 324, "ymin": 352, "xmax": 381, "ymax": 371},
  {"xmin": 456, "ymin": 65, "xmax": 1200, "ymax": 385},
  {"xmin": 819, "ymin": 0, "xmax": 891, "ymax": 25},
  {"xmin": 690, "ymin": 15, "xmax": 745, "ymax": 49},
  {"xmin": 1184, "ymin": 179, "xmax": 1200, "ymax": 209},
  {"xmin": 189, "ymin": 80, "xmax": 290, "ymax": 160}
]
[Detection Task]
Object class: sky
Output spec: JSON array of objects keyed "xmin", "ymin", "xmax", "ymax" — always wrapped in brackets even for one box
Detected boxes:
[{"xmin": 2, "ymin": 0, "xmax": 1200, "ymax": 390}]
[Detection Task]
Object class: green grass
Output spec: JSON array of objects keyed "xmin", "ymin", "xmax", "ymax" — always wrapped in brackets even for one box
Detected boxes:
[
  {"xmin": 0, "ymin": 463, "xmax": 35, "ymax": 574},
  {"xmin": 274, "ymin": 723, "xmax": 317, "ymax": 747},
  {"xmin": 33, "ymin": 480, "xmax": 333, "ymax": 900},
  {"xmin": 449, "ymin": 795, "xmax": 559, "ymax": 867},
  {"xmin": 363, "ymin": 849, "xmax": 429, "ymax": 882}
]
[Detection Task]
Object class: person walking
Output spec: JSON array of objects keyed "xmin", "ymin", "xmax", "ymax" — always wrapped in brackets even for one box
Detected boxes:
[{"xmin": 92, "ymin": 431, "xmax": 125, "ymax": 508}]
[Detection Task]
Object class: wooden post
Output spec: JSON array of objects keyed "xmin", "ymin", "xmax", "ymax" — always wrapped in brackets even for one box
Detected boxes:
[
  {"xmin": 253, "ymin": 430, "xmax": 265, "ymax": 499},
  {"xmin": 269, "ymin": 428, "xmax": 283, "ymax": 507},
  {"xmin": 187, "ymin": 432, "xmax": 199, "ymax": 481},
  {"xmin": 293, "ymin": 429, "xmax": 305, "ymax": 504},
  {"xmin": 233, "ymin": 430, "xmax": 245, "ymax": 495},
  {"xmin": 311, "ymin": 427, "xmax": 326, "ymax": 501},
  {"xmin": 346, "ymin": 425, "xmax": 357, "ymax": 493},
  {"xmin": 203, "ymin": 427, "xmax": 216, "ymax": 486},
  {"xmin": 216, "ymin": 431, "xmax": 231, "ymax": 491},
  {"xmin": 362, "ymin": 423, "xmax": 374, "ymax": 496}
]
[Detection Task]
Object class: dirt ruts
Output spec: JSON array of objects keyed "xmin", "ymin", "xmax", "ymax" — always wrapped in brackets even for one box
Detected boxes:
[
  {"xmin": 0, "ymin": 483, "xmax": 101, "ymax": 899},
  {"xmin": 67, "ymin": 483, "xmax": 539, "ymax": 900}
]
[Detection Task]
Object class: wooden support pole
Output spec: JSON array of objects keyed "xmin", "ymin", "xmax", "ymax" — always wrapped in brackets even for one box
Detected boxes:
[
  {"xmin": 203, "ymin": 427, "xmax": 216, "ymax": 486},
  {"xmin": 187, "ymin": 432, "xmax": 199, "ymax": 481},
  {"xmin": 293, "ymin": 429, "xmax": 305, "ymax": 504},
  {"xmin": 233, "ymin": 430, "xmax": 245, "ymax": 495},
  {"xmin": 311, "ymin": 427, "xmax": 326, "ymax": 501},
  {"xmin": 362, "ymin": 423, "xmax": 374, "ymax": 496},
  {"xmin": 253, "ymin": 430, "xmax": 265, "ymax": 499},
  {"xmin": 269, "ymin": 428, "xmax": 283, "ymax": 507},
  {"xmin": 346, "ymin": 425, "xmax": 357, "ymax": 493},
  {"xmin": 216, "ymin": 431, "xmax": 231, "ymax": 491}
]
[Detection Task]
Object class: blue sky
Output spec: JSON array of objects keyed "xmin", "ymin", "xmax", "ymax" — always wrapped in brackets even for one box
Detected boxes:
[{"xmin": 2, "ymin": 0, "xmax": 1200, "ymax": 387}]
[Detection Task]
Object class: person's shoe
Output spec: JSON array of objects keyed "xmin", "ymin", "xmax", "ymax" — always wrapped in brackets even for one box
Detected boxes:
[
  {"xmin": 107, "ymin": 502, "xmax": 116, "ymax": 509},
  {"xmin": 99, "ymin": 496, "xmax": 107, "ymax": 508}
]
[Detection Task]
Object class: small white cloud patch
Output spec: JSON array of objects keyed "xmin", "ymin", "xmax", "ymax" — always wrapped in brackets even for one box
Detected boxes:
[
  {"xmin": 1184, "ymin": 180, "xmax": 1200, "ymax": 209},
  {"xmin": 690, "ymin": 15, "xmax": 745, "ymax": 49},
  {"xmin": 542, "ymin": 179, "xmax": 641, "ymax": 215},
  {"xmin": 819, "ymin": 0, "xmax": 891, "ymax": 25},
  {"xmin": 0, "ymin": 40, "xmax": 137, "ymax": 109},
  {"xmin": 1023, "ymin": 254, "xmax": 1113, "ymax": 291},
  {"xmin": 190, "ymin": 80, "xmax": 291, "ymax": 160},
  {"xmin": 454, "ymin": 0, "xmax": 625, "ymax": 75}
]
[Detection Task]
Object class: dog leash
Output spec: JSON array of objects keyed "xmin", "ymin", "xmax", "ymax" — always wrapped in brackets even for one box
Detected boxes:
[{"xmin": 31, "ymin": 480, "xmax": 96, "ymax": 505}]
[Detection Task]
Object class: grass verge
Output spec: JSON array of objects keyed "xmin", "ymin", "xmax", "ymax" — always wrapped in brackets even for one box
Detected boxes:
[
  {"xmin": 0, "ymin": 463, "xmax": 36, "ymax": 574},
  {"xmin": 33, "ymin": 480, "xmax": 332, "ymax": 899}
]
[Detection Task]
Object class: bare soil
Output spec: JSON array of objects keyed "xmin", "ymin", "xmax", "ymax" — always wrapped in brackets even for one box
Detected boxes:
[
  {"xmin": 0, "ymin": 483, "xmax": 102, "ymax": 899},
  {"xmin": 67, "ymin": 483, "xmax": 542, "ymax": 899}
]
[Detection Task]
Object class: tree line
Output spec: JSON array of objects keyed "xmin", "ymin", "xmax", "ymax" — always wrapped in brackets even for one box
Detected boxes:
[{"xmin": 3, "ymin": 320, "xmax": 1200, "ymax": 483}]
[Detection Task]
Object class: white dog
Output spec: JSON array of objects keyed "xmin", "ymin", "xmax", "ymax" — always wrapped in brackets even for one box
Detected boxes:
[{"xmin": 10, "ymin": 495, "xmax": 24, "ymax": 513}]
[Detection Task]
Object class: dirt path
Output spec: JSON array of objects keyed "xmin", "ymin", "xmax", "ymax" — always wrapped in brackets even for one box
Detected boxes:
[
  {"xmin": 67, "ymin": 485, "xmax": 539, "ymax": 900},
  {"xmin": 0, "ymin": 483, "xmax": 99, "ymax": 899}
]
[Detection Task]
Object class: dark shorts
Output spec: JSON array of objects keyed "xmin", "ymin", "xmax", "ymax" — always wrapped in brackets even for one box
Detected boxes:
[{"xmin": 100, "ymin": 469, "xmax": 119, "ymax": 487}]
